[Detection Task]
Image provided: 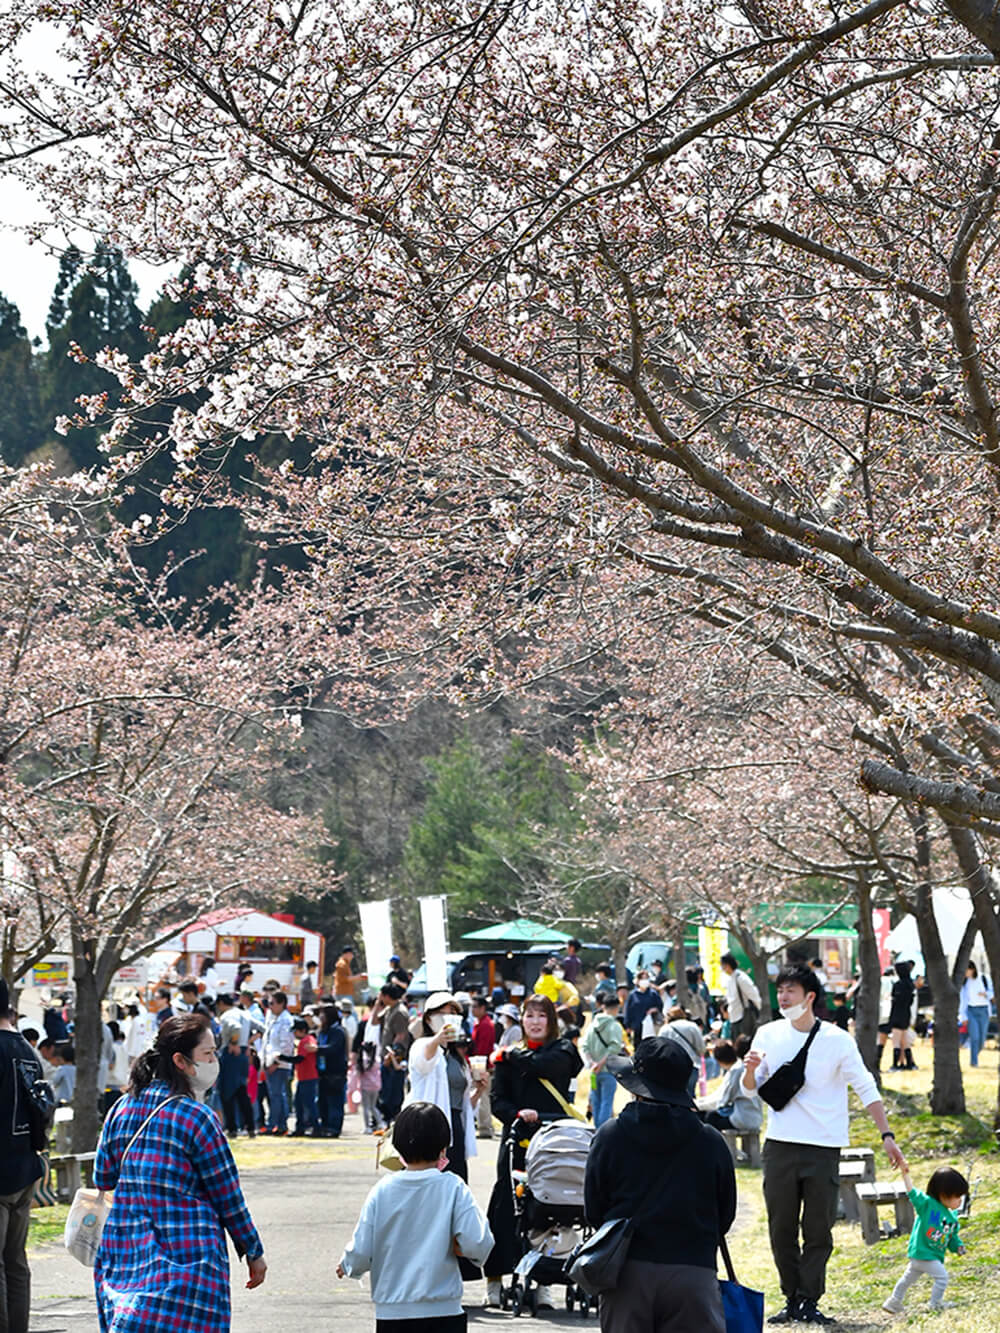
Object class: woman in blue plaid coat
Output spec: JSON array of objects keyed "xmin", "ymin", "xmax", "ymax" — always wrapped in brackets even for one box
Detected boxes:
[{"xmin": 94, "ymin": 1014, "xmax": 266, "ymax": 1332}]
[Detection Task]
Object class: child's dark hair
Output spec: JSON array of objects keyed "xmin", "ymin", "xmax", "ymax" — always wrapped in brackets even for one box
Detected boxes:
[
  {"xmin": 392, "ymin": 1101, "xmax": 451, "ymax": 1164},
  {"xmin": 927, "ymin": 1166, "xmax": 969, "ymax": 1202}
]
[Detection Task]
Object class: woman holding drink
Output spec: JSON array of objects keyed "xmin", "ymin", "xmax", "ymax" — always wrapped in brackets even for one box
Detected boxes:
[{"xmin": 405, "ymin": 992, "xmax": 485, "ymax": 1180}]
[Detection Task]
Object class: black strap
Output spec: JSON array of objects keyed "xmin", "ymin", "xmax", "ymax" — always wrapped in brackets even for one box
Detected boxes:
[
  {"xmin": 800, "ymin": 1020, "xmax": 822, "ymax": 1057},
  {"xmin": 720, "ymin": 1234, "xmax": 738, "ymax": 1284}
]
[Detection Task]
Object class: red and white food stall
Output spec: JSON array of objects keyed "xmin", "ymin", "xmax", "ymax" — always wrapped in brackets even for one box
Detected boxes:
[{"xmin": 163, "ymin": 907, "xmax": 324, "ymax": 1000}]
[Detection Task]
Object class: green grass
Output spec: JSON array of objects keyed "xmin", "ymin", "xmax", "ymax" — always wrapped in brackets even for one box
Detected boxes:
[
  {"xmin": 28, "ymin": 1202, "xmax": 70, "ymax": 1248},
  {"xmin": 726, "ymin": 1042, "xmax": 1000, "ymax": 1330}
]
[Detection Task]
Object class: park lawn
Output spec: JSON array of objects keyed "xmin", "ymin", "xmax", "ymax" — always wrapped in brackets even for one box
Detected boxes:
[{"xmin": 727, "ymin": 1041, "xmax": 1000, "ymax": 1331}]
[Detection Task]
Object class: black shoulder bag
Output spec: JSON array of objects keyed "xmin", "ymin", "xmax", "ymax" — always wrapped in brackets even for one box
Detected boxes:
[
  {"xmin": 756, "ymin": 1021, "xmax": 821, "ymax": 1111},
  {"xmin": 567, "ymin": 1165, "xmax": 665, "ymax": 1297}
]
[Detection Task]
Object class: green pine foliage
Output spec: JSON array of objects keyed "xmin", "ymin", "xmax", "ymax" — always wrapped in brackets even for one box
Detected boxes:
[
  {"xmin": 0, "ymin": 295, "xmax": 44, "ymax": 465},
  {"xmin": 42, "ymin": 243, "xmax": 145, "ymax": 469},
  {"xmin": 402, "ymin": 734, "xmax": 579, "ymax": 932}
]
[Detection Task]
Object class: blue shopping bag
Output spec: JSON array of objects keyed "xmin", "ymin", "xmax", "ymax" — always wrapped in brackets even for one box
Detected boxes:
[{"xmin": 720, "ymin": 1237, "xmax": 764, "ymax": 1333}]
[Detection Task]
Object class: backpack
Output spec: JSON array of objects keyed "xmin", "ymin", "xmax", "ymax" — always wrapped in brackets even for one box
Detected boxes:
[{"xmin": 17, "ymin": 1060, "xmax": 56, "ymax": 1152}]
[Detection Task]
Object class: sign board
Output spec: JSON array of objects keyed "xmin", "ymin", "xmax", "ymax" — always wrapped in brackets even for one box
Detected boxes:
[
  {"xmin": 873, "ymin": 908, "xmax": 892, "ymax": 972},
  {"xmin": 698, "ymin": 923, "xmax": 728, "ymax": 993},
  {"xmin": 111, "ymin": 960, "xmax": 149, "ymax": 989},
  {"xmin": 32, "ymin": 960, "xmax": 70, "ymax": 988}
]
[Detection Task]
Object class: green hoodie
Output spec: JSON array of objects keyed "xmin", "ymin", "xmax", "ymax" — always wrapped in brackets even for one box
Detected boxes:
[{"xmin": 583, "ymin": 1011, "xmax": 625, "ymax": 1067}]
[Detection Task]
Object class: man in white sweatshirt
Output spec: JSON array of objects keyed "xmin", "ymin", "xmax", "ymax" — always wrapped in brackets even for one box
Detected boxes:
[{"xmin": 743, "ymin": 963, "xmax": 905, "ymax": 1326}]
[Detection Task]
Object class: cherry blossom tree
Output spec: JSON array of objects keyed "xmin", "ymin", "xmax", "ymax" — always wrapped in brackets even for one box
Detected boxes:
[
  {"xmin": 6, "ymin": 0, "xmax": 1000, "ymax": 1124},
  {"xmin": 0, "ymin": 467, "xmax": 324, "ymax": 1148}
]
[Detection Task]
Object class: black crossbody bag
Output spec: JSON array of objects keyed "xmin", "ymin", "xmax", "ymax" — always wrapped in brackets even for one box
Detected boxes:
[
  {"xmin": 757, "ymin": 1021, "xmax": 821, "ymax": 1111},
  {"xmin": 567, "ymin": 1165, "xmax": 665, "ymax": 1297}
]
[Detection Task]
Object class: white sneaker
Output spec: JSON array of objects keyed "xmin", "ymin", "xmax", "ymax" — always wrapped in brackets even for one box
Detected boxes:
[
  {"xmin": 930, "ymin": 1300, "xmax": 957, "ymax": 1311},
  {"xmin": 485, "ymin": 1279, "xmax": 502, "ymax": 1308},
  {"xmin": 882, "ymin": 1297, "xmax": 904, "ymax": 1314}
]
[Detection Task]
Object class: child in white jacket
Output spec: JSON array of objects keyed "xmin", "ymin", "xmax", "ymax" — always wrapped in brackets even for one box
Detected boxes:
[{"xmin": 338, "ymin": 1101, "xmax": 493, "ymax": 1330}]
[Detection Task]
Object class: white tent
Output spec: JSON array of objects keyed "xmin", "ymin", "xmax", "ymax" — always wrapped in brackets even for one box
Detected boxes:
[{"xmin": 885, "ymin": 884, "xmax": 984, "ymax": 975}]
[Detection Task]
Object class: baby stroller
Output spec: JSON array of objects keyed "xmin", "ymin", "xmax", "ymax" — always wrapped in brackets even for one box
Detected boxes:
[{"xmin": 501, "ymin": 1116, "xmax": 596, "ymax": 1318}]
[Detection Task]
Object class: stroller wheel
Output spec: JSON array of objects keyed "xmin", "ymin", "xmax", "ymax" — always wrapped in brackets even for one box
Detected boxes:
[
  {"xmin": 525, "ymin": 1285, "xmax": 539, "ymax": 1317},
  {"xmin": 511, "ymin": 1282, "xmax": 523, "ymax": 1317},
  {"xmin": 580, "ymin": 1294, "xmax": 592, "ymax": 1318},
  {"xmin": 566, "ymin": 1286, "xmax": 575, "ymax": 1311}
]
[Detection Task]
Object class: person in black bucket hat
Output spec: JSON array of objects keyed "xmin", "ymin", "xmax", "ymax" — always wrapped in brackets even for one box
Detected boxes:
[{"xmin": 584, "ymin": 1037, "xmax": 736, "ymax": 1332}]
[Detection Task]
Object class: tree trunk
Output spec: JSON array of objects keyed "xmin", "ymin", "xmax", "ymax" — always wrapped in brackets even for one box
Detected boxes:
[
  {"xmin": 731, "ymin": 922, "xmax": 773, "ymax": 1021},
  {"xmin": 853, "ymin": 869, "xmax": 882, "ymax": 1085},
  {"xmin": 70, "ymin": 939, "xmax": 103, "ymax": 1154},
  {"xmin": 946, "ymin": 822, "xmax": 1000, "ymax": 1129},
  {"xmin": 671, "ymin": 922, "xmax": 692, "ymax": 1011},
  {"xmin": 610, "ymin": 931, "xmax": 630, "ymax": 995}
]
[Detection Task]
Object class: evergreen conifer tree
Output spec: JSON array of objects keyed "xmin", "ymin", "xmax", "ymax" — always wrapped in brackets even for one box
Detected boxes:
[
  {"xmin": 0, "ymin": 295, "xmax": 44, "ymax": 465},
  {"xmin": 43, "ymin": 243, "xmax": 144, "ymax": 469}
]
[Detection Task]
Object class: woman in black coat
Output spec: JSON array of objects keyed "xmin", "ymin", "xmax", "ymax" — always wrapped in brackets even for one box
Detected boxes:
[
  {"xmin": 483, "ymin": 994, "xmax": 582, "ymax": 1305},
  {"xmin": 889, "ymin": 960, "xmax": 916, "ymax": 1070},
  {"xmin": 585, "ymin": 1036, "xmax": 736, "ymax": 1333}
]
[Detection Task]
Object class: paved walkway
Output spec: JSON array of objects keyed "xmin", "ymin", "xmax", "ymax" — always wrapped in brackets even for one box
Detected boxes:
[{"xmin": 28, "ymin": 1134, "xmax": 591, "ymax": 1331}]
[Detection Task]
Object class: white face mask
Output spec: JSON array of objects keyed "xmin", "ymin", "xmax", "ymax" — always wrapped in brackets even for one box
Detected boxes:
[
  {"xmin": 638, "ymin": 979, "xmax": 650, "ymax": 991},
  {"xmin": 188, "ymin": 1056, "xmax": 219, "ymax": 1098},
  {"xmin": 553, "ymin": 969, "xmax": 565, "ymax": 981},
  {"xmin": 779, "ymin": 1000, "xmax": 811, "ymax": 1023}
]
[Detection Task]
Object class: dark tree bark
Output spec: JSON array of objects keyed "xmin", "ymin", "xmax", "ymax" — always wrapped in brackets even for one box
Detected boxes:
[
  {"xmin": 946, "ymin": 821, "xmax": 1000, "ymax": 1129},
  {"xmin": 730, "ymin": 921, "xmax": 774, "ymax": 1023},
  {"xmin": 906, "ymin": 817, "xmax": 966, "ymax": 1115},
  {"xmin": 70, "ymin": 934, "xmax": 103, "ymax": 1154},
  {"xmin": 853, "ymin": 869, "xmax": 882, "ymax": 1085},
  {"xmin": 671, "ymin": 922, "xmax": 692, "ymax": 1011},
  {"xmin": 943, "ymin": 0, "xmax": 1000, "ymax": 55}
]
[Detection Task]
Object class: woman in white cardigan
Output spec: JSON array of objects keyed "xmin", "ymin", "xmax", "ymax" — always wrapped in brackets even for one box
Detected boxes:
[{"xmin": 406, "ymin": 992, "xmax": 481, "ymax": 1179}]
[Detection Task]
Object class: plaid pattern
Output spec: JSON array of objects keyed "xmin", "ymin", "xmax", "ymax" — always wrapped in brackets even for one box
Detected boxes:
[{"xmin": 93, "ymin": 1082, "xmax": 263, "ymax": 1332}]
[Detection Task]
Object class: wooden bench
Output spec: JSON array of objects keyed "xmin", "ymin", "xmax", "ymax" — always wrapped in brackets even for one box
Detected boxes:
[
  {"xmin": 837, "ymin": 1158, "xmax": 873, "ymax": 1223},
  {"xmin": 721, "ymin": 1128, "xmax": 762, "ymax": 1167},
  {"xmin": 48, "ymin": 1152, "xmax": 97, "ymax": 1203},
  {"xmin": 839, "ymin": 1146, "xmax": 875, "ymax": 1169},
  {"xmin": 855, "ymin": 1180, "xmax": 915, "ymax": 1244}
]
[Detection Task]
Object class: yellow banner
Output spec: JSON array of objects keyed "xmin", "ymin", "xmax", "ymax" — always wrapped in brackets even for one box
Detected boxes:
[{"xmin": 698, "ymin": 924, "xmax": 728, "ymax": 993}]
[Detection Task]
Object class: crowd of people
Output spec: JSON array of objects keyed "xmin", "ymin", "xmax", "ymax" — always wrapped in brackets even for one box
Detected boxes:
[{"xmin": 0, "ymin": 941, "xmax": 988, "ymax": 1333}]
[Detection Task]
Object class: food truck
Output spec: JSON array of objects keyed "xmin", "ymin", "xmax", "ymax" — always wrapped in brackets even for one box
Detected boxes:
[{"xmin": 160, "ymin": 907, "xmax": 324, "ymax": 1001}]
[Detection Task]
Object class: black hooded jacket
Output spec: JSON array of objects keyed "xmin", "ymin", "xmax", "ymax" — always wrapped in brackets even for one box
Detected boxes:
[{"xmin": 584, "ymin": 1100, "xmax": 736, "ymax": 1269}]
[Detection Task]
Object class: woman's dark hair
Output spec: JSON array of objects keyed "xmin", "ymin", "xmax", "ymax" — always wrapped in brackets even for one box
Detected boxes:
[
  {"xmin": 318, "ymin": 1004, "xmax": 341, "ymax": 1031},
  {"xmin": 967, "ymin": 961, "xmax": 979, "ymax": 978},
  {"xmin": 392, "ymin": 1101, "xmax": 450, "ymax": 1163},
  {"xmin": 927, "ymin": 1166, "xmax": 969, "ymax": 1203},
  {"xmin": 128, "ymin": 1013, "xmax": 209, "ymax": 1096},
  {"xmin": 108, "ymin": 1020, "xmax": 123, "ymax": 1041},
  {"xmin": 714, "ymin": 1041, "xmax": 737, "ymax": 1065},
  {"xmin": 895, "ymin": 960, "xmax": 913, "ymax": 980},
  {"xmin": 521, "ymin": 994, "xmax": 559, "ymax": 1044}
]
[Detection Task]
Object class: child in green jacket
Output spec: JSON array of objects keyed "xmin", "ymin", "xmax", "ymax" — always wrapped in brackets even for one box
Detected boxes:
[{"xmin": 882, "ymin": 1165, "xmax": 968, "ymax": 1314}]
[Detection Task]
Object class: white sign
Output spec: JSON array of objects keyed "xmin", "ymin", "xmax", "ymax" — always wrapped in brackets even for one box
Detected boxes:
[
  {"xmin": 419, "ymin": 895, "xmax": 449, "ymax": 992},
  {"xmin": 358, "ymin": 899, "xmax": 394, "ymax": 987},
  {"xmin": 112, "ymin": 960, "xmax": 149, "ymax": 989}
]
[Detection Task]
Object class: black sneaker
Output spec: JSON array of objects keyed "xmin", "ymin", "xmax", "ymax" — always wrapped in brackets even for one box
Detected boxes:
[
  {"xmin": 797, "ymin": 1300, "xmax": 836, "ymax": 1325},
  {"xmin": 767, "ymin": 1304, "xmax": 800, "ymax": 1324}
]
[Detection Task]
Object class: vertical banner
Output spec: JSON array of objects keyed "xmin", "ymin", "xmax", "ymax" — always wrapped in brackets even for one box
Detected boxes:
[
  {"xmin": 358, "ymin": 899, "xmax": 394, "ymax": 988},
  {"xmin": 872, "ymin": 908, "xmax": 892, "ymax": 972},
  {"xmin": 698, "ymin": 923, "xmax": 728, "ymax": 994},
  {"xmin": 419, "ymin": 895, "xmax": 449, "ymax": 992}
]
